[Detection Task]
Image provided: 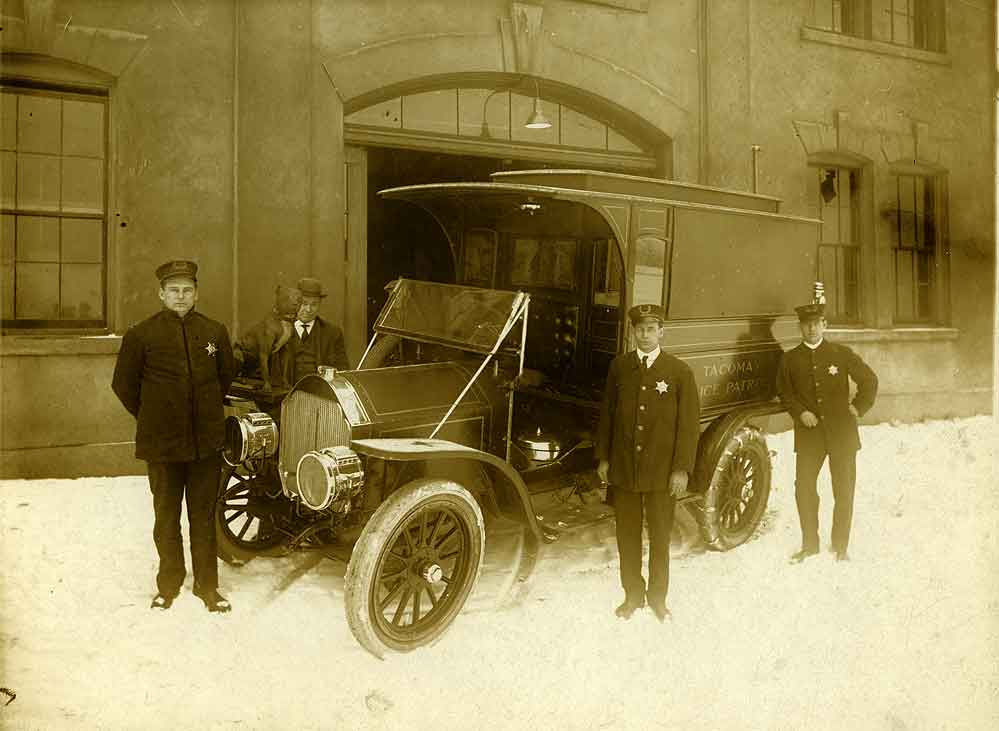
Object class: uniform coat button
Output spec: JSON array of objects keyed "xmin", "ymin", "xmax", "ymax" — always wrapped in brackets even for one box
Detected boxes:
[{"xmin": 636, "ymin": 445, "xmax": 643, "ymax": 451}]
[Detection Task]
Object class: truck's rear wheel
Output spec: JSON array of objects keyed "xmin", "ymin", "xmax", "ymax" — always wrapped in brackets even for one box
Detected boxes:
[
  {"xmin": 345, "ymin": 479, "xmax": 484, "ymax": 658},
  {"xmin": 698, "ymin": 426, "xmax": 771, "ymax": 550}
]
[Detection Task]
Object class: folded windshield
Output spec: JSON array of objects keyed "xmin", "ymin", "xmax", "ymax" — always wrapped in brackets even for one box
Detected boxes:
[{"xmin": 374, "ymin": 279, "xmax": 525, "ymax": 354}]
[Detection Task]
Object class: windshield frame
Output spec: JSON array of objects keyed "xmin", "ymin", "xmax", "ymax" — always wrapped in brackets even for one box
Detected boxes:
[{"xmin": 370, "ymin": 278, "xmax": 527, "ymax": 357}]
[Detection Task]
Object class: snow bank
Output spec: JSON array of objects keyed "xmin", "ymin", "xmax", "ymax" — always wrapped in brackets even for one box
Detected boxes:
[{"xmin": 1, "ymin": 417, "xmax": 996, "ymax": 730}]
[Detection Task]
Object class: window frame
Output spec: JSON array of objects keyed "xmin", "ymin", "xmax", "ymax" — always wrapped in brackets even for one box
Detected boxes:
[
  {"xmin": 805, "ymin": 151, "xmax": 878, "ymax": 328},
  {"xmin": 811, "ymin": 0, "xmax": 870, "ymax": 38},
  {"xmin": 812, "ymin": 164, "xmax": 864, "ymax": 325},
  {"xmin": 883, "ymin": 169, "xmax": 948, "ymax": 325},
  {"xmin": 807, "ymin": 0, "xmax": 945, "ymax": 53},
  {"xmin": 1, "ymin": 79, "xmax": 111, "ymax": 333}
]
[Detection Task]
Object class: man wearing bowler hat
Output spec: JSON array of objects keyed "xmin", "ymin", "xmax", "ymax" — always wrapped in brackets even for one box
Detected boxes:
[
  {"xmin": 288, "ymin": 276, "xmax": 350, "ymax": 383},
  {"xmin": 112, "ymin": 260, "xmax": 237, "ymax": 612},
  {"xmin": 777, "ymin": 298, "xmax": 878, "ymax": 563},
  {"xmin": 596, "ymin": 303, "xmax": 700, "ymax": 622}
]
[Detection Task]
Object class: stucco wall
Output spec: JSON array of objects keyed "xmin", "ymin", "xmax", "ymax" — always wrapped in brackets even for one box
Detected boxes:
[
  {"xmin": 0, "ymin": 338, "xmax": 142, "ymax": 477},
  {"xmin": 704, "ymin": 0, "xmax": 995, "ymax": 416},
  {"xmin": 89, "ymin": 0, "xmax": 238, "ymax": 329},
  {"xmin": 1, "ymin": 0, "xmax": 993, "ymax": 478},
  {"xmin": 2, "ymin": 0, "xmax": 240, "ymax": 478}
]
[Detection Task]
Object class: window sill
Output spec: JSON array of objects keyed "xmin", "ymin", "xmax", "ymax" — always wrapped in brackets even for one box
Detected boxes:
[
  {"xmin": 1, "ymin": 333, "xmax": 123, "ymax": 356},
  {"xmin": 825, "ymin": 327, "xmax": 959, "ymax": 343},
  {"xmin": 800, "ymin": 26, "xmax": 950, "ymax": 66}
]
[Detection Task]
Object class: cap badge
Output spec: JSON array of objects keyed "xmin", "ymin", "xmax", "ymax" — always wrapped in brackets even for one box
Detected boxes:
[
  {"xmin": 205, "ymin": 342, "xmax": 217, "ymax": 357},
  {"xmin": 655, "ymin": 380, "xmax": 669, "ymax": 394}
]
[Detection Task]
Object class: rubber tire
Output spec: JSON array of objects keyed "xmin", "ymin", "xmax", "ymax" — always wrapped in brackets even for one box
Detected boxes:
[
  {"xmin": 697, "ymin": 425, "xmax": 772, "ymax": 551},
  {"xmin": 215, "ymin": 464, "xmax": 288, "ymax": 565},
  {"xmin": 345, "ymin": 479, "xmax": 485, "ymax": 658}
]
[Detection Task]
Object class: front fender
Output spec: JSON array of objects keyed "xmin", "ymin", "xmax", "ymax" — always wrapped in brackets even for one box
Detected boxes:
[{"xmin": 350, "ymin": 437, "xmax": 544, "ymax": 555}]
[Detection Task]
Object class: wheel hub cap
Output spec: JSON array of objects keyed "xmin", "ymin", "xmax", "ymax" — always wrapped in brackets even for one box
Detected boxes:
[{"xmin": 421, "ymin": 563, "xmax": 443, "ymax": 583}]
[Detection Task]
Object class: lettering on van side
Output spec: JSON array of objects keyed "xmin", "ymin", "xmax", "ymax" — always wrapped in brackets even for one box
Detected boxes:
[{"xmin": 703, "ymin": 360, "xmax": 757, "ymax": 378}]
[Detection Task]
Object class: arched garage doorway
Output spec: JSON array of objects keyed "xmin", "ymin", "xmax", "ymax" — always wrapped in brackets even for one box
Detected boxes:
[{"xmin": 342, "ymin": 74, "xmax": 668, "ymax": 333}]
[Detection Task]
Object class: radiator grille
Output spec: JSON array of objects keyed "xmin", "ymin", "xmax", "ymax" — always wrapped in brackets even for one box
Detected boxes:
[{"xmin": 280, "ymin": 390, "xmax": 351, "ymax": 485}]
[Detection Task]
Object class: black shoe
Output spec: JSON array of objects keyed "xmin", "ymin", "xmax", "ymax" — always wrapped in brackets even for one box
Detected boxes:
[
  {"xmin": 150, "ymin": 593, "xmax": 175, "ymax": 610},
  {"xmin": 649, "ymin": 600, "xmax": 671, "ymax": 623},
  {"xmin": 195, "ymin": 589, "xmax": 232, "ymax": 614},
  {"xmin": 614, "ymin": 597, "xmax": 645, "ymax": 619},
  {"xmin": 789, "ymin": 548, "xmax": 819, "ymax": 564},
  {"xmin": 835, "ymin": 550, "xmax": 850, "ymax": 562}
]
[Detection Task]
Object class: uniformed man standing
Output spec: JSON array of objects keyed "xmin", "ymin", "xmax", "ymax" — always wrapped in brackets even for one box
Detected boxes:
[
  {"xmin": 777, "ymin": 301, "xmax": 878, "ymax": 563},
  {"xmin": 287, "ymin": 277, "xmax": 350, "ymax": 382},
  {"xmin": 596, "ymin": 304, "xmax": 700, "ymax": 621},
  {"xmin": 112, "ymin": 260, "xmax": 237, "ymax": 612}
]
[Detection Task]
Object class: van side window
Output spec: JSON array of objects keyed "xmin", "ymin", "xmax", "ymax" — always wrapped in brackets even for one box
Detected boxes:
[
  {"xmin": 589, "ymin": 238, "xmax": 625, "ymax": 382},
  {"xmin": 634, "ymin": 236, "xmax": 667, "ymax": 307}
]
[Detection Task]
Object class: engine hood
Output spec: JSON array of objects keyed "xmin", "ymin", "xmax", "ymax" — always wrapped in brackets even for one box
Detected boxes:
[{"xmin": 340, "ymin": 361, "xmax": 490, "ymax": 425}]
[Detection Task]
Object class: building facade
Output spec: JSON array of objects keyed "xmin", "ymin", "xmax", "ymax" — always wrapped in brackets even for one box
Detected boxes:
[{"xmin": 1, "ymin": 0, "xmax": 995, "ymax": 477}]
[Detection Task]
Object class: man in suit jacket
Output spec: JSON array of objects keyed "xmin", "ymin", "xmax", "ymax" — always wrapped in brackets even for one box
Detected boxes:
[
  {"xmin": 596, "ymin": 304, "xmax": 700, "ymax": 622},
  {"xmin": 287, "ymin": 276, "xmax": 351, "ymax": 382},
  {"xmin": 777, "ymin": 302, "xmax": 878, "ymax": 563},
  {"xmin": 112, "ymin": 260, "xmax": 237, "ymax": 612}
]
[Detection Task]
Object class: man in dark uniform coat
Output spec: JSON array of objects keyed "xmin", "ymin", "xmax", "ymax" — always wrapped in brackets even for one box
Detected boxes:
[
  {"xmin": 596, "ymin": 304, "xmax": 700, "ymax": 622},
  {"xmin": 286, "ymin": 276, "xmax": 350, "ymax": 382},
  {"xmin": 777, "ymin": 301, "xmax": 878, "ymax": 563},
  {"xmin": 112, "ymin": 260, "xmax": 237, "ymax": 612}
]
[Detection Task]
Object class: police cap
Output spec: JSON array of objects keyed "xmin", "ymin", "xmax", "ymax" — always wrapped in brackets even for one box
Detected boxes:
[
  {"xmin": 156, "ymin": 260, "xmax": 198, "ymax": 284},
  {"xmin": 794, "ymin": 302, "xmax": 826, "ymax": 322},
  {"xmin": 628, "ymin": 303, "xmax": 665, "ymax": 325}
]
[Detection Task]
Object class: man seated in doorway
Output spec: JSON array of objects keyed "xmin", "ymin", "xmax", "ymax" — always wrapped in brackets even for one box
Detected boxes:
[{"xmin": 288, "ymin": 277, "xmax": 351, "ymax": 382}]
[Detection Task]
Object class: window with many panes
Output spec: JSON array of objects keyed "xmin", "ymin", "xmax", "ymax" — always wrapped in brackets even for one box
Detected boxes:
[
  {"xmin": 812, "ymin": 166, "xmax": 862, "ymax": 324},
  {"xmin": 887, "ymin": 173, "xmax": 938, "ymax": 323},
  {"xmin": 812, "ymin": 0, "xmax": 865, "ymax": 37},
  {"xmin": 810, "ymin": 0, "xmax": 946, "ymax": 52},
  {"xmin": 2, "ymin": 85, "xmax": 108, "ymax": 329}
]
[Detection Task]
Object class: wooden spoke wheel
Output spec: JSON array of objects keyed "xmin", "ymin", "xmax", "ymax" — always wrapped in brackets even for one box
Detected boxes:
[
  {"xmin": 215, "ymin": 464, "xmax": 288, "ymax": 564},
  {"xmin": 345, "ymin": 479, "xmax": 484, "ymax": 658},
  {"xmin": 698, "ymin": 425, "xmax": 772, "ymax": 550}
]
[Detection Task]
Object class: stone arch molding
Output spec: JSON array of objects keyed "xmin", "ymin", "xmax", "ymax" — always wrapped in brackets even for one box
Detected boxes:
[
  {"xmin": 1, "ymin": 0, "xmax": 148, "ymax": 84},
  {"xmin": 794, "ymin": 112, "xmax": 946, "ymax": 170},
  {"xmin": 321, "ymin": 6, "xmax": 680, "ymax": 155}
]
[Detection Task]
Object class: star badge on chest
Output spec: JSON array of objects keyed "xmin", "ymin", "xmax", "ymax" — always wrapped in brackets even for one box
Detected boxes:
[
  {"xmin": 655, "ymin": 380, "xmax": 669, "ymax": 394},
  {"xmin": 205, "ymin": 341, "xmax": 217, "ymax": 357},
  {"xmin": 828, "ymin": 364, "xmax": 838, "ymax": 375}
]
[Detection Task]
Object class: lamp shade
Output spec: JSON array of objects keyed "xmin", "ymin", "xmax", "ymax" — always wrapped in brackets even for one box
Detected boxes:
[{"xmin": 524, "ymin": 97, "xmax": 552, "ymax": 130}]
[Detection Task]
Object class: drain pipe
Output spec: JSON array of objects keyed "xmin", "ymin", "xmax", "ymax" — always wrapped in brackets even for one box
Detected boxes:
[{"xmin": 751, "ymin": 145, "xmax": 761, "ymax": 194}]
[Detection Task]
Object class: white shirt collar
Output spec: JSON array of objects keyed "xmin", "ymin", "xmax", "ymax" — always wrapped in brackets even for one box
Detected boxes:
[
  {"xmin": 636, "ymin": 345, "xmax": 661, "ymax": 367},
  {"xmin": 804, "ymin": 338, "xmax": 823, "ymax": 350},
  {"xmin": 295, "ymin": 320, "xmax": 313, "ymax": 336}
]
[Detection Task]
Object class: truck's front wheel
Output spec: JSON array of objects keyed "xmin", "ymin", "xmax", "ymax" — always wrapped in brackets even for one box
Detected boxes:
[
  {"xmin": 215, "ymin": 464, "xmax": 287, "ymax": 564},
  {"xmin": 345, "ymin": 479, "xmax": 485, "ymax": 658}
]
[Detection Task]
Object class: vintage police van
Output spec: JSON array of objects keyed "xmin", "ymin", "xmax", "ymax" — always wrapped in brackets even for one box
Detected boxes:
[{"xmin": 219, "ymin": 169, "xmax": 819, "ymax": 657}]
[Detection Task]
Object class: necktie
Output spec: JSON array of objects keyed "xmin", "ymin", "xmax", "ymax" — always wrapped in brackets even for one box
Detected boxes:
[
  {"xmin": 300, "ymin": 323, "xmax": 311, "ymax": 340},
  {"xmin": 641, "ymin": 355, "xmax": 648, "ymax": 369}
]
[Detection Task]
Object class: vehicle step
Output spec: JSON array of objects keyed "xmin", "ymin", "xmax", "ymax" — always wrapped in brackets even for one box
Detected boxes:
[{"xmin": 536, "ymin": 500, "xmax": 615, "ymax": 537}]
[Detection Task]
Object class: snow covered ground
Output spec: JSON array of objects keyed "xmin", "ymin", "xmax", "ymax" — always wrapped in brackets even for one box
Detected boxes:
[{"xmin": 1, "ymin": 417, "xmax": 997, "ymax": 730}]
